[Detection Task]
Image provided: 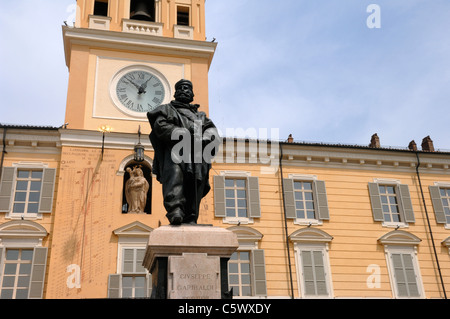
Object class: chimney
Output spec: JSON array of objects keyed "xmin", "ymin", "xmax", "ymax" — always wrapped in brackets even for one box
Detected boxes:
[
  {"xmin": 287, "ymin": 134, "xmax": 294, "ymax": 143},
  {"xmin": 369, "ymin": 133, "xmax": 380, "ymax": 148},
  {"xmin": 408, "ymin": 140, "xmax": 417, "ymax": 151},
  {"xmin": 421, "ymin": 136, "xmax": 435, "ymax": 152}
]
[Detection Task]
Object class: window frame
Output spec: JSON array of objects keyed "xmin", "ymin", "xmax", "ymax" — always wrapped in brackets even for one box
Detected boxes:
[
  {"xmin": 293, "ymin": 241, "xmax": 334, "ymax": 299},
  {"xmin": 0, "ymin": 220, "xmax": 48, "ymax": 299},
  {"xmin": 224, "ymin": 177, "xmax": 249, "ymax": 221},
  {"xmin": 285, "ymin": 174, "xmax": 329, "ymax": 226},
  {"xmin": 291, "ymin": 176, "xmax": 322, "ymax": 226},
  {"xmin": 0, "ymin": 248, "xmax": 34, "ymax": 299},
  {"xmin": 430, "ymin": 182, "xmax": 450, "ymax": 229},
  {"xmin": 215, "ymin": 172, "xmax": 261, "ymax": 225},
  {"xmin": 384, "ymin": 245, "xmax": 425, "ymax": 299},
  {"xmin": 369, "ymin": 179, "xmax": 415, "ymax": 229},
  {"xmin": 1, "ymin": 163, "xmax": 56, "ymax": 220},
  {"xmin": 226, "ymin": 226, "xmax": 267, "ymax": 298}
]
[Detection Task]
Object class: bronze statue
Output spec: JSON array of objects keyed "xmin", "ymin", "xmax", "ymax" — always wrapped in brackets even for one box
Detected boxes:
[
  {"xmin": 125, "ymin": 166, "xmax": 149, "ymax": 214},
  {"xmin": 147, "ymin": 79, "xmax": 220, "ymax": 225}
]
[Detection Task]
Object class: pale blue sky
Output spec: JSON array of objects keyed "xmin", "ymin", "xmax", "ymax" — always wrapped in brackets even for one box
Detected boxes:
[{"xmin": 1, "ymin": 1, "xmax": 449, "ymax": 150}]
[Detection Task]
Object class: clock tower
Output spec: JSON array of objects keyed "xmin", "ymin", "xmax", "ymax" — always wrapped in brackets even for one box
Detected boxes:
[{"xmin": 63, "ymin": 0, "xmax": 216, "ymax": 134}]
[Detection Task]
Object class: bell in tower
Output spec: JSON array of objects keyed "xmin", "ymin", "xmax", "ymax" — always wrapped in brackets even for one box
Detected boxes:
[{"xmin": 130, "ymin": 0, "xmax": 155, "ymax": 22}]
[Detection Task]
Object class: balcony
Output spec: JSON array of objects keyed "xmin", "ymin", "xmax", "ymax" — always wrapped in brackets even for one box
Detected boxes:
[{"xmin": 122, "ymin": 19, "xmax": 163, "ymax": 36}]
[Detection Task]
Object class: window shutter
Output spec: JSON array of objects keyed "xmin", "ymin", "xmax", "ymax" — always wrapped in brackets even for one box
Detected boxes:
[
  {"xmin": 368, "ymin": 183, "xmax": 384, "ymax": 222},
  {"xmin": 247, "ymin": 177, "xmax": 261, "ymax": 218},
  {"xmin": 39, "ymin": 168, "xmax": 56, "ymax": 213},
  {"xmin": 397, "ymin": 184, "xmax": 415, "ymax": 223},
  {"xmin": 213, "ymin": 175, "xmax": 226, "ymax": 217},
  {"xmin": 146, "ymin": 273, "xmax": 153, "ymax": 298},
  {"xmin": 283, "ymin": 178, "xmax": 296, "ymax": 219},
  {"xmin": 429, "ymin": 186, "xmax": 446, "ymax": 224},
  {"xmin": 28, "ymin": 247, "xmax": 48, "ymax": 299},
  {"xmin": 391, "ymin": 253, "xmax": 419, "ymax": 297},
  {"xmin": 301, "ymin": 249, "xmax": 329, "ymax": 296},
  {"xmin": 0, "ymin": 167, "xmax": 15, "ymax": 212},
  {"xmin": 251, "ymin": 249, "xmax": 267, "ymax": 296},
  {"xmin": 108, "ymin": 274, "xmax": 122, "ymax": 298},
  {"xmin": 314, "ymin": 180, "xmax": 330, "ymax": 220}
]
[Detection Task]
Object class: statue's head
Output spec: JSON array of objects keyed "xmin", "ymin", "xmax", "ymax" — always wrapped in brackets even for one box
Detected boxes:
[{"xmin": 174, "ymin": 79, "xmax": 194, "ymax": 104}]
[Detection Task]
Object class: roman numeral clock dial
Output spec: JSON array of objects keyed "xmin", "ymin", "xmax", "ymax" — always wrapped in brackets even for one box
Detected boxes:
[{"xmin": 115, "ymin": 70, "xmax": 166, "ymax": 115}]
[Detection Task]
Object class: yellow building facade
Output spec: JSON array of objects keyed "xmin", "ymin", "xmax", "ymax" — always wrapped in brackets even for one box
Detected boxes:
[{"xmin": 0, "ymin": 0, "xmax": 449, "ymax": 299}]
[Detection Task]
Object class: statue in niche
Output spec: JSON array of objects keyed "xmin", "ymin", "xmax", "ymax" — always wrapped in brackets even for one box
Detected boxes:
[{"xmin": 125, "ymin": 165, "xmax": 150, "ymax": 214}]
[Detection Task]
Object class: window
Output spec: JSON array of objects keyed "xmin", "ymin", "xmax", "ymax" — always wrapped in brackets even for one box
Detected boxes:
[
  {"xmin": 293, "ymin": 181, "xmax": 315, "ymax": 220},
  {"xmin": 368, "ymin": 181, "xmax": 415, "ymax": 227},
  {"xmin": 226, "ymin": 226, "xmax": 267, "ymax": 298},
  {"xmin": 13, "ymin": 170, "xmax": 42, "ymax": 216},
  {"xmin": 283, "ymin": 177, "xmax": 330, "ymax": 225},
  {"xmin": 379, "ymin": 185, "xmax": 401, "ymax": 223},
  {"xmin": 299, "ymin": 248, "xmax": 330, "ymax": 297},
  {"xmin": 290, "ymin": 228, "xmax": 334, "ymax": 298},
  {"xmin": 121, "ymin": 248, "xmax": 148, "ymax": 298},
  {"xmin": 379, "ymin": 231, "xmax": 424, "ymax": 298},
  {"xmin": 177, "ymin": 6, "xmax": 190, "ymax": 26},
  {"xmin": 0, "ymin": 249, "xmax": 33, "ymax": 299},
  {"xmin": 429, "ymin": 185, "xmax": 450, "ymax": 227},
  {"xmin": 0, "ymin": 166, "xmax": 56, "ymax": 218},
  {"xmin": 94, "ymin": 0, "xmax": 109, "ymax": 16},
  {"xmin": 390, "ymin": 252, "xmax": 420, "ymax": 297},
  {"xmin": 228, "ymin": 251, "xmax": 252, "ymax": 297},
  {"xmin": 440, "ymin": 188, "xmax": 450, "ymax": 222},
  {"xmin": 225, "ymin": 179, "xmax": 247, "ymax": 219},
  {"xmin": 109, "ymin": 222, "xmax": 153, "ymax": 299},
  {"xmin": 214, "ymin": 174, "xmax": 261, "ymax": 224}
]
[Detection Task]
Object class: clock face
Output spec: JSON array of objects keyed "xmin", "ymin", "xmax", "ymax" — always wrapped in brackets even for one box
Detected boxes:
[{"xmin": 115, "ymin": 70, "xmax": 166, "ymax": 113}]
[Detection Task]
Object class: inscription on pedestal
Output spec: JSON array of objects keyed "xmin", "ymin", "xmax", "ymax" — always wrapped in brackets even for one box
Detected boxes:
[{"xmin": 168, "ymin": 253, "xmax": 221, "ymax": 299}]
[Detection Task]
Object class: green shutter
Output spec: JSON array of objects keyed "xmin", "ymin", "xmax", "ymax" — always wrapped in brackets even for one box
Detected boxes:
[
  {"xmin": 314, "ymin": 180, "xmax": 330, "ymax": 220},
  {"xmin": 368, "ymin": 183, "xmax": 384, "ymax": 222},
  {"xmin": 429, "ymin": 186, "xmax": 446, "ymax": 224},
  {"xmin": 39, "ymin": 168, "xmax": 56, "ymax": 213},
  {"xmin": 108, "ymin": 274, "xmax": 122, "ymax": 298},
  {"xmin": 28, "ymin": 247, "xmax": 48, "ymax": 299},
  {"xmin": 283, "ymin": 178, "xmax": 296, "ymax": 219},
  {"xmin": 247, "ymin": 177, "xmax": 261, "ymax": 218},
  {"xmin": 397, "ymin": 184, "xmax": 415, "ymax": 223},
  {"xmin": 0, "ymin": 167, "xmax": 15, "ymax": 212},
  {"xmin": 213, "ymin": 175, "xmax": 226, "ymax": 218},
  {"xmin": 251, "ymin": 250, "xmax": 267, "ymax": 296}
]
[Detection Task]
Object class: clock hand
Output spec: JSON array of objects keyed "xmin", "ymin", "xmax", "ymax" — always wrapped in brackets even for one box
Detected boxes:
[
  {"xmin": 125, "ymin": 76, "xmax": 141, "ymax": 91},
  {"xmin": 138, "ymin": 78, "xmax": 151, "ymax": 95}
]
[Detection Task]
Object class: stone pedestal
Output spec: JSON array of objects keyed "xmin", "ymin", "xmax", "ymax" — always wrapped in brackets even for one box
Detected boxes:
[{"xmin": 143, "ymin": 225, "xmax": 239, "ymax": 299}]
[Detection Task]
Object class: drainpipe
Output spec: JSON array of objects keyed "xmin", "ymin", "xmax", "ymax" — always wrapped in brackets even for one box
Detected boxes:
[
  {"xmin": 0, "ymin": 127, "xmax": 6, "ymax": 180},
  {"xmin": 279, "ymin": 142, "xmax": 295, "ymax": 299},
  {"xmin": 415, "ymin": 151, "xmax": 447, "ymax": 299}
]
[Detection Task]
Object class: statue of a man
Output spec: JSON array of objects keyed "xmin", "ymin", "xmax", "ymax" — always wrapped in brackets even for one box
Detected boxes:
[
  {"xmin": 147, "ymin": 79, "xmax": 220, "ymax": 225},
  {"xmin": 125, "ymin": 166, "xmax": 149, "ymax": 214}
]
